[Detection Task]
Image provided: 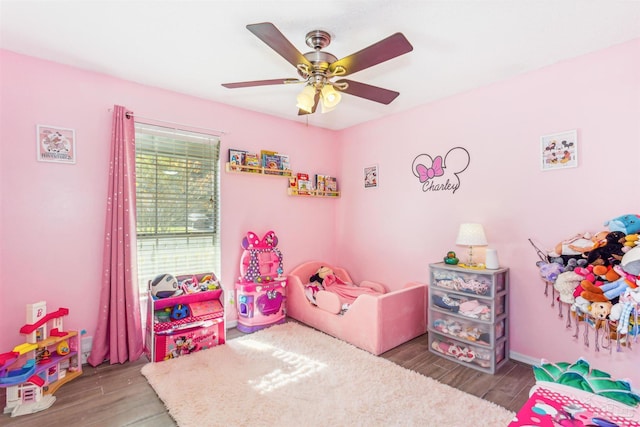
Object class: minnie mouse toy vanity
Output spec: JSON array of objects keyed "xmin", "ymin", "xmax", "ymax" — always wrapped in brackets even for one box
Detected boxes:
[{"xmin": 235, "ymin": 231, "xmax": 287, "ymax": 333}]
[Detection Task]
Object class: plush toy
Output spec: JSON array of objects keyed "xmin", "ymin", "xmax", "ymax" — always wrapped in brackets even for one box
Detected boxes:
[
  {"xmin": 309, "ymin": 266, "xmax": 333, "ymax": 287},
  {"xmin": 554, "ymin": 231, "xmax": 622, "ymax": 259},
  {"xmin": 571, "ymin": 296, "xmax": 591, "ymax": 314},
  {"xmin": 579, "ymin": 279, "xmax": 608, "ymax": 303},
  {"xmin": 585, "ymin": 231, "xmax": 626, "ymax": 266},
  {"xmin": 624, "ymin": 234, "xmax": 639, "ymax": 250},
  {"xmin": 609, "ymin": 302, "xmax": 624, "ymax": 321},
  {"xmin": 536, "ymin": 260, "xmax": 565, "ymax": 282},
  {"xmin": 590, "ymin": 301, "xmax": 612, "ymax": 320},
  {"xmin": 304, "ymin": 282, "xmax": 324, "ymax": 304},
  {"xmin": 599, "ymin": 277, "xmax": 630, "ymax": 300},
  {"xmin": 621, "ymin": 246, "xmax": 640, "ymax": 277},
  {"xmin": 574, "ymin": 265, "xmax": 596, "ymax": 282},
  {"xmin": 615, "ymin": 287, "xmax": 640, "ymax": 337},
  {"xmin": 572, "ymin": 265, "xmax": 597, "ymax": 298},
  {"xmin": 549, "ymin": 232, "xmax": 599, "ymax": 257},
  {"xmin": 604, "ymin": 214, "xmax": 640, "ymax": 235},
  {"xmin": 592, "ymin": 264, "xmax": 620, "ymax": 282},
  {"xmin": 547, "ymin": 256, "xmax": 586, "ymax": 272},
  {"xmin": 553, "ymin": 271, "xmax": 581, "ymax": 304}
]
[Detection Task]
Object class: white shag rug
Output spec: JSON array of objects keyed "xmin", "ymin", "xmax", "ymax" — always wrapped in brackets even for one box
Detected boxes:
[{"xmin": 141, "ymin": 322, "xmax": 514, "ymax": 426}]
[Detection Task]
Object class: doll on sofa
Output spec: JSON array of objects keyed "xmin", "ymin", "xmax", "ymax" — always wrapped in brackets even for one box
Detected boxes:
[{"xmin": 306, "ymin": 266, "xmax": 387, "ymax": 312}]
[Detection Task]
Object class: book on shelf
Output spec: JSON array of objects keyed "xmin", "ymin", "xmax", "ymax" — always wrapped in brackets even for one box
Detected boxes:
[
  {"xmin": 260, "ymin": 150, "xmax": 277, "ymax": 165},
  {"xmin": 289, "ymin": 176, "xmax": 298, "ymax": 189},
  {"xmin": 244, "ymin": 153, "xmax": 261, "ymax": 172},
  {"xmin": 325, "ymin": 176, "xmax": 338, "ymax": 193},
  {"xmin": 296, "ymin": 173, "xmax": 312, "ymax": 194},
  {"xmin": 315, "ymin": 174, "xmax": 326, "ymax": 192},
  {"xmin": 263, "ymin": 154, "xmax": 282, "ymax": 175},
  {"xmin": 277, "ymin": 154, "xmax": 291, "ymax": 171},
  {"xmin": 228, "ymin": 149, "xmax": 247, "ymax": 171}
]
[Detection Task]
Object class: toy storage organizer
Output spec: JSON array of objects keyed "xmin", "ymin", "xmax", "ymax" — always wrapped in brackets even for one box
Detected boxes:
[
  {"xmin": 145, "ymin": 277, "xmax": 225, "ymax": 362},
  {"xmin": 428, "ymin": 263, "xmax": 510, "ymax": 374},
  {"xmin": 235, "ymin": 230, "xmax": 287, "ymax": 333}
]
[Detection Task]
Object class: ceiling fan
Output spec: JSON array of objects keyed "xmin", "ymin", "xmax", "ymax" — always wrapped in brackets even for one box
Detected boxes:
[{"xmin": 221, "ymin": 22, "xmax": 413, "ymax": 115}]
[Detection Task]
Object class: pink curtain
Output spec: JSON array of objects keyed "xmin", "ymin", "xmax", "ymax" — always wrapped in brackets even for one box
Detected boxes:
[{"xmin": 88, "ymin": 105, "xmax": 143, "ymax": 366}]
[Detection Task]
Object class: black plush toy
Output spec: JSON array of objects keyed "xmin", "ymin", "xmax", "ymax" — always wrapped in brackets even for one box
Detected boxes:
[
  {"xmin": 309, "ymin": 266, "xmax": 332, "ymax": 287},
  {"xmin": 586, "ymin": 231, "xmax": 626, "ymax": 266}
]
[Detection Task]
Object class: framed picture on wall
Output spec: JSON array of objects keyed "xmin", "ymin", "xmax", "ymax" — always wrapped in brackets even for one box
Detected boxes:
[
  {"xmin": 36, "ymin": 124, "xmax": 76, "ymax": 164},
  {"xmin": 540, "ymin": 129, "xmax": 577, "ymax": 171},
  {"xmin": 364, "ymin": 164, "xmax": 379, "ymax": 188}
]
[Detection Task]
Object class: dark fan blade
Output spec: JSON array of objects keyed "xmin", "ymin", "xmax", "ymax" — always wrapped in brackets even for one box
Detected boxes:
[
  {"xmin": 247, "ymin": 22, "xmax": 311, "ymax": 69},
  {"xmin": 222, "ymin": 78, "xmax": 301, "ymax": 89},
  {"xmin": 336, "ymin": 79, "xmax": 400, "ymax": 105},
  {"xmin": 330, "ymin": 33, "xmax": 413, "ymax": 76},
  {"xmin": 298, "ymin": 91, "xmax": 321, "ymax": 115}
]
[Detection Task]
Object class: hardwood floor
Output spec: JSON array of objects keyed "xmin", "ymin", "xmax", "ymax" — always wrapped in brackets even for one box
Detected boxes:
[{"xmin": 1, "ymin": 326, "xmax": 534, "ymax": 426}]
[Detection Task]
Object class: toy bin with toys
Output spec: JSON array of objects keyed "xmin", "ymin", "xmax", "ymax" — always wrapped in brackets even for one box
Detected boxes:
[
  {"xmin": 145, "ymin": 272, "xmax": 225, "ymax": 362},
  {"xmin": 235, "ymin": 230, "xmax": 287, "ymax": 333}
]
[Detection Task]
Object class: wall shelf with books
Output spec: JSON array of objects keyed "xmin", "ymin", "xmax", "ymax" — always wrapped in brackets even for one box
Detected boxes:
[
  {"xmin": 227, "ymin": 148, "xmax": 292, "ymax": 178},
  {"xmin": 288, "ymin": 173, "xmax": 340, "ymax": 198},
  {"xmin": 225, "ymin": 162, "xmax": 293, "ymax": 177},
  {"xmin": 226, "ymin": 148, "xmax": 340, "ymax": 198},
  {"xmin": 287, "ymin": 188, "xmax": 340, "ymax": 198}
]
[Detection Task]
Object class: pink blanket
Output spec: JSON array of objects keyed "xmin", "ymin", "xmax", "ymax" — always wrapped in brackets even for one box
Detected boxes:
[{"xmin": 322, "ymin": 274, "xmax": 382, "ymax": 305}]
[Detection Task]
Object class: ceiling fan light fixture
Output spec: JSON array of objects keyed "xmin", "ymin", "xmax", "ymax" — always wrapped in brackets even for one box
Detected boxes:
[
  {"xmin": 321, "ymin": 84, "xmax": 341, "ymax": 107},
  {"xmin": 296, "ymin": 85, "xmax": 316, "ymax": 113},
  {"xmin": 224, "ymin": 23, "xmax": 414, "ymax": 116}
]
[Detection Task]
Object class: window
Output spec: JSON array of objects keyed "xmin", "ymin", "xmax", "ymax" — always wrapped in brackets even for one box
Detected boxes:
[{"xmin": 134, "ymin": 123, "xmax": 221, "ymax": 294}]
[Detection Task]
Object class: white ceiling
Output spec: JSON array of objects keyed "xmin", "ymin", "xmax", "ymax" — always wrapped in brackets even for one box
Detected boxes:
[{"xmin": 2, "ymin": 1, "xmax": 640, "ymax": 130}]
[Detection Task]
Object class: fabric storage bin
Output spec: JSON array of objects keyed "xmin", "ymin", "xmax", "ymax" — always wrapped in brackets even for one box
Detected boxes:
[{"xmin": 152, "ymin": 317, "xmax": 224, "ymax": 362}]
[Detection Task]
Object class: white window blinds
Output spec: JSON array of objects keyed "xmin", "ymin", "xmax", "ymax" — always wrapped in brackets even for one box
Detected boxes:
[{"xmin": 134, "ymin": 122, "xmax": 221, "ymax": 292}]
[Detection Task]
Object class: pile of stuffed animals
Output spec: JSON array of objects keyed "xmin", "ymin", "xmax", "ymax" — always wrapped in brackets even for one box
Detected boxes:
[{"xmin": 535, "ymin": 214, "xmax": 640, "ymax": 345}]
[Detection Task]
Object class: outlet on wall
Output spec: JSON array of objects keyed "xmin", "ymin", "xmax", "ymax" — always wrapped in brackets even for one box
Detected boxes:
[{"xmin": 81, "ymin": 335, "xmax": 93, "ymax": 365}]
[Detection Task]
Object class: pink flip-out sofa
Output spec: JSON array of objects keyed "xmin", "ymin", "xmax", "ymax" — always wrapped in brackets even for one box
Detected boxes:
[{"xmin": 287, "ymin": 261, "xmax": 428, "ymax": 355}]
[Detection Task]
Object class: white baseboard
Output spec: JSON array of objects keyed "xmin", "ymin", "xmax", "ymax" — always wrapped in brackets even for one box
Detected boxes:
[
  {"xmin": 509, "ymin": 351, "xmax": 540, "ymax": 367},
  {"xmin": 226, "ymin": 319, "xmax": 237, "ymax": 329}
]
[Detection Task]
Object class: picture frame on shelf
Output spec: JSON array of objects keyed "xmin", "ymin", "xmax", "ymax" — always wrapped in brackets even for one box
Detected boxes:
[
  {"xmin": 364, "ymin": 164, "xmax": 378, "ymax": 188},
  {"xmin": 36, "ymin": 124, "xmax": 76, "ymax": 164},
  {"xmin": 540, "ymin": 129, "xmax": 578, "ymax": 171}
]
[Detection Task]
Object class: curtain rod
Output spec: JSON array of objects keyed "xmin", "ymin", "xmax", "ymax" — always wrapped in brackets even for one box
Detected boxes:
[{"xmin": 108, "ymin": 108, "xmax": 227, "ymax": 136}]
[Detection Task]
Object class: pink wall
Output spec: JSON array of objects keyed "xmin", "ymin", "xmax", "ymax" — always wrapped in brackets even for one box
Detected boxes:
[
  {"xmin": 0, "ymin": 50, "xmax": 340, "ymax": 352},
  {"xmin": 1, "ymin": 38, "xmax": 639, "ymax": 386},
  {"xmin": 336, "ymin": 39, "xmax": 640, "ymax": 384}
]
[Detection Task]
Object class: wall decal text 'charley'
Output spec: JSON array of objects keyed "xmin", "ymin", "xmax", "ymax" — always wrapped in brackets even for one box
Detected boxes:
[{"xmin": 411, "ymin": 147, "xmax": 470, "ymax": 194}]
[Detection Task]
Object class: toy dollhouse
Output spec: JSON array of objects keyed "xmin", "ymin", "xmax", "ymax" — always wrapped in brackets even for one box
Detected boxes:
[
  {"xmin": 0, "ymin": 301, "xmax": 82, "ymax": 417},
  {"xmin": 235, "ymin": 230, "xmax": 287, "ymax": 333}
]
